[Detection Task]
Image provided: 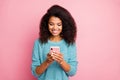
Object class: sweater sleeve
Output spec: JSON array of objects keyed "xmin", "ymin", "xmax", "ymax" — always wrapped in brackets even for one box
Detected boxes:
[
  {"xmin": 31, "ymin": 39, "xmax": 41, "ymax": 77},
  {"xmin": 66, "ymin": 43, "xmax": 78, "ymax": 76}
]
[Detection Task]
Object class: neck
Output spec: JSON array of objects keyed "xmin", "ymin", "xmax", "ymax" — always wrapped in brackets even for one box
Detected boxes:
[{"xmin": 49, "ymin": 36, "xmax": 62, "ymax": 42}]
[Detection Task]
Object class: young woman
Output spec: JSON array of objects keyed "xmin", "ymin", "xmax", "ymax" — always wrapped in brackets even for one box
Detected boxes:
[{"xmin": 31, "ymin": 5, "xmax": 78, "ymax": 80}]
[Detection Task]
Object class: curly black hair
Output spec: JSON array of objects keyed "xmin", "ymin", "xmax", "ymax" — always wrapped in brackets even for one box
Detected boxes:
[{"xmin": 39, "ymin": 5, "xmax": 77, "ymax": 45}]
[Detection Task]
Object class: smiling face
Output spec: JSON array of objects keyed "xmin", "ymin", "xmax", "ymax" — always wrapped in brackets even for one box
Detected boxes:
[{"xmin": 48, "ymin": 16, "xmax": 62, "ymax": 38}]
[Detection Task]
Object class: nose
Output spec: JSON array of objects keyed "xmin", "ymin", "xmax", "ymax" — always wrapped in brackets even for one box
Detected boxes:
[{"xmin": 53, "ymin": 24, "xmax": 58, "ymax": 29}]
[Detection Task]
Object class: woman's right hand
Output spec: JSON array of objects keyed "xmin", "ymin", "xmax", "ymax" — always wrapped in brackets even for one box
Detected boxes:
[
  {"xmin": 46, "ymin": 53, "xmax": 54, "ymax": 64},
  {"xmin": 35, "ymin": 53, "xmax": 54, "ymax": 75}
]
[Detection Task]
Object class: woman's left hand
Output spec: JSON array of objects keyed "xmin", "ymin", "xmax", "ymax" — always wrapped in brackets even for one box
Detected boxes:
[
  {"xmin": 53, "ymin": 52, "xmax": 70, "ymax": 72},
  {"xmin": 52, "ymin": 52, "xmax": 64, "ymax": 64}
]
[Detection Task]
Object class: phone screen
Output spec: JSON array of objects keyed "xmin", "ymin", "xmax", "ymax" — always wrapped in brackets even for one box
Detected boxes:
[{"xmin": 50, "ymin": 46, "xmax": 60, "ymax": 53}]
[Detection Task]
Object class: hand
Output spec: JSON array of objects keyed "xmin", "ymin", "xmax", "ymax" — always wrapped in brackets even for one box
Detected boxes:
[
  {"xmin": 46, "ymin": 53, "xmax": 54, "ymax": 64},
  {"xmin": 52, "ymin": 52, "xmax": 64, "ymax": 64}
]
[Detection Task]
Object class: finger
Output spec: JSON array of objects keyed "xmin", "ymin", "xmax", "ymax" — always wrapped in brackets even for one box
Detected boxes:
[
  {"xmin": 54, "ymin": 55, "xmax": 63, "ymax": 60},
  {"xmin": 47, "ymin": 53, "xmax": 54, "ymax": 61},
  {"xmin": 47, "ymin": 56, "xmax": 54, "ymax": 63},
  {"xmin": 53, "ymin": 55, "xmax": 63, "ymax": 63},
  {"xmin": 53, "ymin": 53, "xmax": 63, "ymax": 59}
]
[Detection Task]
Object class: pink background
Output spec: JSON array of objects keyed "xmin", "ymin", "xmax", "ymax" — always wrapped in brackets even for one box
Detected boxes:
[{"xmin": 0, "ymin": 0, "xmax": 120, "ymax": 80}]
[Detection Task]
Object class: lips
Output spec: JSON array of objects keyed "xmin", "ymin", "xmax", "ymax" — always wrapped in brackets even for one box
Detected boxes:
[{"xmin": 52, "ymin": 30, "xmax": 59, "ymax": 34}]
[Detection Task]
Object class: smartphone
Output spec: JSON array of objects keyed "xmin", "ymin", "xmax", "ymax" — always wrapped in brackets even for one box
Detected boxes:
[{"xmin": 50, "ymin": 46, "xmax": 60, "ymax": 53}]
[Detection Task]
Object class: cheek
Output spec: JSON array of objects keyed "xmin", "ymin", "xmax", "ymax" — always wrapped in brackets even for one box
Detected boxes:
[
  {"xmin": 48, "ymin": 26, "xmax": 53, "ymax": 30},
  {"xmin": 58, "ymin": 26, "xmax": 62, "ymax": 29},
  {"xmin": 59, "ymin": 27, "xmax": 62, "ymax": 31}
]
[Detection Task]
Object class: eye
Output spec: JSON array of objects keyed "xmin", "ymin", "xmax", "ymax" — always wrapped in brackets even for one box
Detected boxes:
[
  {"xmin": 48, "ymin": 23, "xmax": 54, "ymax": 26},
  {"xmin": 57, "ymin": 23, "xmax": 62, "ymax": 26}
]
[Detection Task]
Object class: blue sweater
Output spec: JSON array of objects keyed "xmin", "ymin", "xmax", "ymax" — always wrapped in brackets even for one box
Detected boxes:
[{"xmin": 31, "ymin": 39, "xmax": 78, "ymax": 80}]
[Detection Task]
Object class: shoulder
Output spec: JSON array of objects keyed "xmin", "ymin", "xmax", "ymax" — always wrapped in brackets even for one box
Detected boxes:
[
  {"xmin": 34, "ymin": 39, "xmax": 42, "ymax": 46},
  {"xmin": 34, "ymin": 39, "xmax": 47, "ymax": 48},
  {"xmin": 69, "ymin": 42, "xmax": 76, "ymax": 47},
  {"xmin": 34, "ymin": 39, "xmax": 39, "ymax": 44}
]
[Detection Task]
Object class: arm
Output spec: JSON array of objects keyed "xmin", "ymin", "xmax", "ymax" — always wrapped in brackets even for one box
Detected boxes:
[
  {"xmin": 31, "ymin": 40, "xmax": 40, "ymax": 77},
  {"xmin": 66, "ymin": 43, "xmax": 78, "ymax": 76},
  {"xmin": 31, "ymin": 40, "xmax": 54, "ymax": 76},
  {"xmin": 35, "ymin": 60, "xmax": 49, "ymax": 75},
  {"xmin": 35, "ymin": 53, "xmax": 54, "ymax": 75},
  {"xmin": 59, "ymin": 59, "xmax": 71, "ymax": 72},
  {"xmin": 53, "ymin": 43, "xmax": 78, "ymax": 76},
  {"xmin": 53, "ymin": 53, "xmax": 70, "ymax": 72}
]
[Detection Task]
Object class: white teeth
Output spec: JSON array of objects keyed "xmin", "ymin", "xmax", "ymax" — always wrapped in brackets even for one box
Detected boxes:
[{"xmin": 52, "ymin": 30, "xmax": 58, "ymax": 33}]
